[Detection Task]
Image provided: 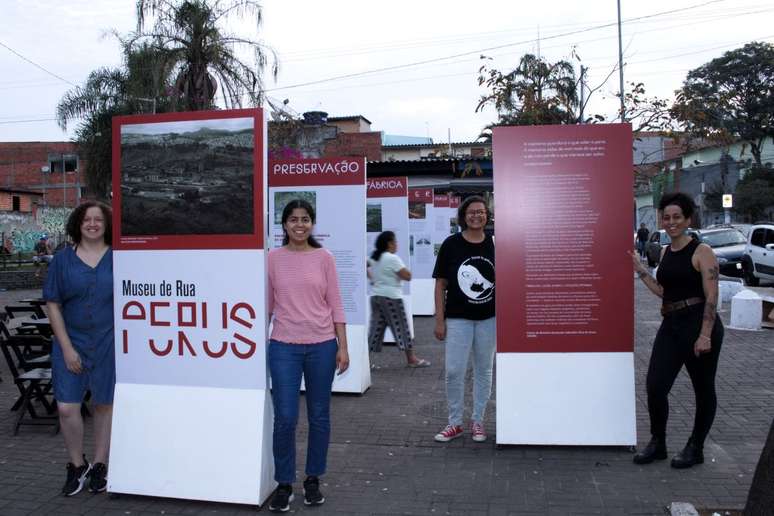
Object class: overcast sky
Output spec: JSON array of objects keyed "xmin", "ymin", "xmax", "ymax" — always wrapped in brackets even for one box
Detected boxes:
[{"xmin": 1, "ymin": 0, "xmax": 772, "ymax": 144}]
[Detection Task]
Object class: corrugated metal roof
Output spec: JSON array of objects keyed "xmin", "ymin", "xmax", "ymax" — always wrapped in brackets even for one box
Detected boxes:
[
  {"xmin": 382, "ymin": 134, "xmax": 433, "ymax": 146},
  {"xmin": 327, "ymin": 115, "xmax": 372, "ymax": 124},
  {"xmin": 382, "ymin": 141, "xmax": 490, "ymax": 149}
]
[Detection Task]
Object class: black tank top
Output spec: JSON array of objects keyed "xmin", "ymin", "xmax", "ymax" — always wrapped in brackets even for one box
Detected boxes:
[{"xmin": 656, "ymin": 239, "xmax": 705, "ymax": 303}]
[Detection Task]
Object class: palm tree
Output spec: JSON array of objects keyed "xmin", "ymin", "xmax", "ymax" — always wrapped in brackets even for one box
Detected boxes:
[
  {"xmin": 133, "ymin": 0, "xmax": 278, "ymax": 111},
  {"xmin": 56, "ymin": 43, "xmax": 174, "ymax": 198},
  {"xmin": 476, "ymin": 53, "xmax": 579, "ymax": 140}
]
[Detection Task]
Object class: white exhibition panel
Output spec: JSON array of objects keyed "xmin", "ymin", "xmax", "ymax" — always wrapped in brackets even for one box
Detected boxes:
[
  {"xmin": 268, "ymin": 181, "xmax": 370, "ymax": 394},
  {"xmin": 410, "ymin": 278, "xmax": 435, "ymax": 316},
  {"xmin": 114, "ymin": 250, "xmax": 267, "ymax": 389},
  {"xmin": 495, "ymin": 353, "xmax": 636, "ymax": 445},
  {"xmin": 109, "ymin": 383, "xmax": 274, "ymax": 505},
  {"xmin": 111, "ymin": 249, "xmax": 274, "ymax": 503},
  {"xmin": 406, "ymin": 188, "xmax": 435, "ymax": 288},
  {"xmin": 366, "ymin": 189, "xmax": 412, "ymax": 343}
]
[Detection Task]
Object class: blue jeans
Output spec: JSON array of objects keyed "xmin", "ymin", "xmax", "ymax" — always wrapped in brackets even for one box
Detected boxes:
[
  {"xmin": 268, "ymin": 338, "xmax": 337, "ymax": 484},
  {"xmin": 445, "ymin": 317, "xmax": 496, "ymax": 426}
]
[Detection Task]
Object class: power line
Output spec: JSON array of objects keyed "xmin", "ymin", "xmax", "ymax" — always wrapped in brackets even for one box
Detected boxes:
[
  {"xmin": 0, "ymin": 40, "xmax": 77, "ymax": 87},
  {"xmin": 264, "ymin": 0, "xmax": 729, "ymax": 93}
]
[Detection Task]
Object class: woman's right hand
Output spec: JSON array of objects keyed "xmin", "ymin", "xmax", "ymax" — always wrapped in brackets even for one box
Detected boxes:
[
  {"xmin": 628, "ymin": 250, "xmax": 649, "ymax": 276},
  {"xmin": 434, "ymin": 319, "xmax": 446, "ymax": 341},
  {"xmin": 62, "ymin": 346, "xmax": 82, "ymax": 374}
]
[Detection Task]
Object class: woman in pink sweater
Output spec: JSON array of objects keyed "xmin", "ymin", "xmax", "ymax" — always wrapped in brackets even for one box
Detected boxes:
[{"xmin": 266, "ymin": 199, "xmax": 349, "ymax": 513}]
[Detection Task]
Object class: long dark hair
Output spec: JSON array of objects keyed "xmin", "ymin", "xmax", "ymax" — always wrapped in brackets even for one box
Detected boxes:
[
  {"xmin": 371, "ymin": 230, "xmax": 395, "ymax": 261},
  {"xmin": 66, "ymin": 200, "xmax": 112, "ymax": 245},
  {"xmin": 281, "ymin": 199, "xmax": 322, "ymax": 248}
]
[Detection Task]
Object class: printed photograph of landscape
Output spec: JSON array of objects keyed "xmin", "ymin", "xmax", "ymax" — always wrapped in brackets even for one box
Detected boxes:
[{"xmin": 120, "ymin": 117, "xmax": 255, "ymax": 236}]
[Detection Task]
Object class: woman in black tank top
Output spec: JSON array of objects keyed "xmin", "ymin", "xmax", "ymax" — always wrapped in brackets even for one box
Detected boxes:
[{"xmin": 629, "ymin": 192, "xmax": 724, "ymax": 469}]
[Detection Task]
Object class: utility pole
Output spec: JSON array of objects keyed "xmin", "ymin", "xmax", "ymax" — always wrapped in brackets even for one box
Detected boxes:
[
  {"xmin": 617, "ymin": 0, "xmax": 626, "ymax": 122},
  {"xmin": 579, "ymin": 65, "xmax": 587, "ymax": 124}
]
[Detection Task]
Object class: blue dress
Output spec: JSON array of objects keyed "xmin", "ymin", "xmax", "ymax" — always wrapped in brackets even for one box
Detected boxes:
[{"xmin": 43, "ymin": 245, "xmax": 115, "ymax": 404}]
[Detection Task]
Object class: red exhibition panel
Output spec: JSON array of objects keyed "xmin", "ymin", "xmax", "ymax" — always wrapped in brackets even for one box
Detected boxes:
[
  {"xmin": 409, "ymin": 187, "xmax": 433, "ymax": 203},
  {"xmin": 493, "ymin": 124, "xmax": 633, "ymax": 353},
  {"xmin": 367, "ymin": 176, "xmax": 408, "ymax": 198},
  {"xmin": 268, "ymin": 157, "xmax": 366, "ymax": 187},
  {"xmin": 112, "ymin": 108, "xmax": 264, "ymax": 250},
  {"xmin": 433, "ymin": 193, "xmax": 450, "ymax": 207}
]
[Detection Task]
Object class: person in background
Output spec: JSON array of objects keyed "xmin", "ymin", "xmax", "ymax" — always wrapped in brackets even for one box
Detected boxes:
[
  {"xmin": 266, "ymin": 199, "xmax": 349, "ymax": 512},
  {"xmin": 33, "ymin": 236, "xmax": 54, "ymax": 277},
  {"xmin": 630, "ymin": 192, "xmax": 723, "ymax": 469},
  {"xmin": 44, "ymin": 201, "xmax": 114, "ymax": 495},
  {"xmin": 367, "ymin": 230, "xmax": 430, "ymax": 368},
  {"xmin": 432, "ymin": 195, "xmax": 496, "ymax": 443},
  {"xmin": 636, "ymin": 223, "xmax": 650, "ymax": 259}
]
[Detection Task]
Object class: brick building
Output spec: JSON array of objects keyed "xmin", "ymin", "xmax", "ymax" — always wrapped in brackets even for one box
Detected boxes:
[
  {"xmin": 0, "ymin": 187, "xmax": 42, "ymax": 214},
  {"xmin": 0, "ymin": 142, "xmax": 83, "ymax": 208}
]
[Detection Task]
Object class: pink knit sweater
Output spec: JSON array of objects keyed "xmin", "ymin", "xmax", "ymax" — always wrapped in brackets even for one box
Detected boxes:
[{"xmin": 267, "ymin": 246, "xmax": 346, "ymax": 344}]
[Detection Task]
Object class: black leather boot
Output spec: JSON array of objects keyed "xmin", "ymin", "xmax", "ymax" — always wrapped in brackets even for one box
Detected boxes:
[
  {"xmin": 671, "ymin": 439, "xmax": 704, "ymax": 469},
  {"xmin": 633, "ymin": 437, "xmax": 668, "ymax": 464}
]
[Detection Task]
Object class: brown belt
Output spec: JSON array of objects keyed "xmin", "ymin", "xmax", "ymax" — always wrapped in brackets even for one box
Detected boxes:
[{"xmin": 661, "ymin": 297, "xmax": 705, "ymax": 316}]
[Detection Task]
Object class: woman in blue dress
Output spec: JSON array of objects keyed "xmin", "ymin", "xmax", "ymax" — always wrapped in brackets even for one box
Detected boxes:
[{"xmin": 44, "ymin": 201, "xmax": 114, "ymax": 496}]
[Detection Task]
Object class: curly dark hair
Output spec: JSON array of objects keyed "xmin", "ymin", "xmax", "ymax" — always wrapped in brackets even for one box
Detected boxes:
[
  {"xmin": 658, "ymin": 192, "xmax": 695, "ymax": 219},
  {"xmin": 457, "ymin": 195, "xmax": 490, "ymax": 230},
  {"xmin": 66, "ymin": 200, "xmax": 112, "ymax": 245}
]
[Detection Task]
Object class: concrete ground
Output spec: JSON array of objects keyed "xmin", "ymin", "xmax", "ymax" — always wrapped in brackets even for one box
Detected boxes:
[{"xmin": 0, "ymin": 280, "xmax": 772, "ymax": 515}]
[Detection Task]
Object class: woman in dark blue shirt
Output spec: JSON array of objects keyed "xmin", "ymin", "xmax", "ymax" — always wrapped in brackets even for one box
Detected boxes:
[{"xmin": 44, "ymin": 201, "xmax": 114, "ymax": 496}]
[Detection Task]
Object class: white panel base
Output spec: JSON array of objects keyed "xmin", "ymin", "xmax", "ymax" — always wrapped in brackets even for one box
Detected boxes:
[
  {"xmin": 410, "ymin": 278, "xmax": 435, "ymax": 316},
  {"xmin": 495, "ymin": 353, "xmax": 636, "ymax": 445},
  {"xmin": 109, "ymin": 383, "xmax": 274, "ymax": 505},
  {"xmin": 330, "ymin": 324, "xmax": 371, "ymax": 393}
]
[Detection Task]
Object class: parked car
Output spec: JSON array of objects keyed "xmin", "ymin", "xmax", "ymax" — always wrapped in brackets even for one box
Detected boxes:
[
  {"xmin": 741, "ymin": 222, "xmax": 774, "ymax": 286},
  {"xmin": 691, "ymin": 227, "xmax": 748, "ymax": 277},
  {"xmin": 645, "ymin": 229, "xmax": 670, "ymax": 267},
  {"xmin": 706, "ymin": 223, "xmax": 753, "ymax": 238}
]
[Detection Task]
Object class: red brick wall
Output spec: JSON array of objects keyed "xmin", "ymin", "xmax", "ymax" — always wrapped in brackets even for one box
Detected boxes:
[
  {"xmin": 0, "ymin": 142, "xmax": 84, "ymax": 208},
  {"xmin": 323, "ymin": 132, "xmax": 382, "ymax": 161},
  {"xmin": 0, "ymin": 191, "xmax": 39, "ymax": 213}
]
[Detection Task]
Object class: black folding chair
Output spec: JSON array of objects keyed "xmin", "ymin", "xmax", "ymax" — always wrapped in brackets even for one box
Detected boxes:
[
  {"xmin": 0, "ymin": 336, "xmax": 57, "ymax": 435},
  {"xmin": 5, "ymin": 305, "xmax": 45, "ymax": 320}
]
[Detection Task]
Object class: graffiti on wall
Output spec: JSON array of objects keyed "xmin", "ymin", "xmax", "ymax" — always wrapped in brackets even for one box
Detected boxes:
[{"xmin": 0, "ymin": 207, "xmax": 71, "ymax": 253}]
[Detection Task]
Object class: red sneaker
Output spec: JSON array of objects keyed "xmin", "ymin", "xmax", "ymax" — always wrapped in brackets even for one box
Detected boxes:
[
  {"xmin": 471, "ymin": 421, "xmax": 487, "ymax": 442},
  {"xmin": 434, "ymin": 424, "xmax": 463, "ymax": 442}
]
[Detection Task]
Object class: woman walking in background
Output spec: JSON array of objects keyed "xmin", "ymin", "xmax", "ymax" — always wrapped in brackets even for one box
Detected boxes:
[
  {"xmin": 432, "ymin": 195, "xmax": 495, "ymax": 443},
  {"xmin": 266, "ymin": 199, "xmax": 349, "ymax": 512},
  {"xmin": 630, "ymin": 192, "xmax": 723, "ymax": 469},
  {"xmin": 367, "ymin": 230, "xmax": 429, "ymax": 368},
  {"xmin": 45, "ymin": 200, "xmax": 114, "ymax": 496}
]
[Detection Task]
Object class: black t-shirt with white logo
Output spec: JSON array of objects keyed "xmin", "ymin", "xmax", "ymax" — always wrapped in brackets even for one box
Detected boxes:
[{"xmin": 432, "ymin": 233, "xmax": 495, "ymax": 320}]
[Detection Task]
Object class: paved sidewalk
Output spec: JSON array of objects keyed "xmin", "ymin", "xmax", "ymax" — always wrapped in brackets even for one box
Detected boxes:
[{"xmin": 0, "ymin": 281, "xmax": 772, "ymax": 515}]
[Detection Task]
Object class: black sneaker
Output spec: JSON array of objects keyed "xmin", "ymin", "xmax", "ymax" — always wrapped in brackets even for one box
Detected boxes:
[
  {"xmin": 62, "ymin": 457, "xmax": 91, "ymax": 496},
  {"xmin": 88, "ymin": 463, "xmax": 108, "ymax": 493},
  {"xmin": 268, "ymin": 484, "xmax": 294, "ymax": 513},
  {"xmin": 303, "ymin": 476, "xmax": 325, "ymax": 506}
]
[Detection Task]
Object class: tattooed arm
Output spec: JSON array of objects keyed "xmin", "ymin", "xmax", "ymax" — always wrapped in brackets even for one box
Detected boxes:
[
  {"xmin": 693, "ymin": 243, "xmax": 719, "ymax": 356},
  {"xmin": 629, "ymin": 249, "xmax": 663, "ymax": 298}
]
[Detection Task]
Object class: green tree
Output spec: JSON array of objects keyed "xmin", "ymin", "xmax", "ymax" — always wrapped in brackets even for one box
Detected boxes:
[
  {"xmin": 476, "ymin": 54, "xmax": 578, "ymax": 139},
  {"xmin": 133, "ymin": 0, "xmax": 278, "ymax": 111},
  {"xmin": 672, "ymin": 41, "xmax": 774, "ymax": 167},
  {"xmin": 732, "ymin": 166, "xmax": 774, "ymax": 221},
  {"xmin": 56, "ymin": 43, "xmax": 174, "ymax": 198}
]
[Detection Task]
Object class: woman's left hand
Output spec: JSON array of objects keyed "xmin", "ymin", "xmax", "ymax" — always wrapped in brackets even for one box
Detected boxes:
[
  {"xmin": 336, "ymin": 347, "xmax": 350, "ymax": 375},
  {"xmin": 693, "ymin": 335, "xmax": 711, "ymax": 357}
]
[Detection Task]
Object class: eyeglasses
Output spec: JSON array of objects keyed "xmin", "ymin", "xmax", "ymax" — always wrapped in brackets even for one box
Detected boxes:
[{"xmin": 466, "ymin": 210, "xmax": 486, "ymax": 216}]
